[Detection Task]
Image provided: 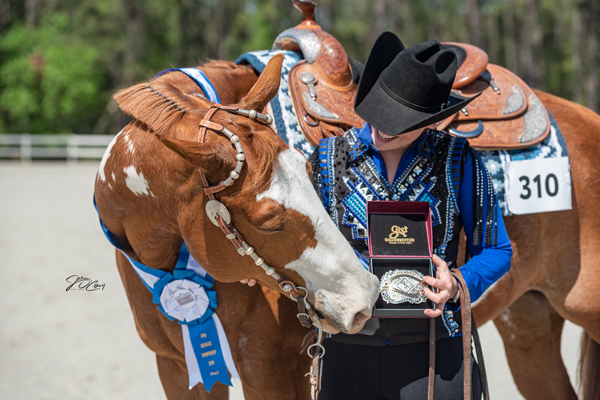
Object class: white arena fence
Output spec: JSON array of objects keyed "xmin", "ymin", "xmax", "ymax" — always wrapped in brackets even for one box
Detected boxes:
[{"xmin": 0, "ymin": 134, "xmax": 115, "ymax": 163}]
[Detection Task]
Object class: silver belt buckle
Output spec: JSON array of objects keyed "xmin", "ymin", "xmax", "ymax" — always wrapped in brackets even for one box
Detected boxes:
[{"xmin": 379, "ymin": 269, "xmax": 428, "ymax": 305}]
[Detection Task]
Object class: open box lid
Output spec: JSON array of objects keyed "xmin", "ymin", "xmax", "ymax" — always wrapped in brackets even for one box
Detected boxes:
[{"xmin": 367, "ymin": 201, "xmax": 433, "ymax": 259}]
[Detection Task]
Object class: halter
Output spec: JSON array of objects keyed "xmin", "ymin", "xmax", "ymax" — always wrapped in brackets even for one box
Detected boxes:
[{"xmin": 196, "ymin": 103, "xmax": 322, "ymax": 332}]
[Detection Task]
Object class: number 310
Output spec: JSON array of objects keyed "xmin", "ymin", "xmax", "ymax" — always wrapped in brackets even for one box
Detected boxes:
[{"xmin": 519, "ymin": 174, "xmax": 559, "ymax": 199}]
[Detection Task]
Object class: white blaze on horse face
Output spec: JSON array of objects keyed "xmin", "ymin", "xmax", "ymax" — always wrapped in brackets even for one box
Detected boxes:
[
  {"xmin": 123, "ymin": 165, "xmax": 152, "ymax": 196},
  {"xmin": 97, "ymin": 129, "xmax": 123, "ymax": 182},
  {"xmin": 256, "ymin": 148, "xmax": 379, "ymax": 333}
]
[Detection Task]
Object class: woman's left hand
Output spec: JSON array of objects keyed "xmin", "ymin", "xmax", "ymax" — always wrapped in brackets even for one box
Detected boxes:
[{"xmin": 423, "ymin": 255, "xmax": 458, "ymax": 317}]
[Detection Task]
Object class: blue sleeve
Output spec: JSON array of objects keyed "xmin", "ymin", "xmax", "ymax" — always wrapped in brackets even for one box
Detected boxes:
[{"xmin": 455, "ymin": 149, "xmax": 512, "ymax": 304}]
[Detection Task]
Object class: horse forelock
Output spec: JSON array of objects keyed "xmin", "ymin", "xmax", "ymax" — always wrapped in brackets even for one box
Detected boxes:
[{"xmin": 242, "ymin": 130, "xmax": 285, "ymax": 197}]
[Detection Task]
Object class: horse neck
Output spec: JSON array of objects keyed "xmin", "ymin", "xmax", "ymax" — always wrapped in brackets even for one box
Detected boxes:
[
  {"xmin": 200, "ymin": 61, "xmax": 259, "ymax": 106},
  {"xmin": 95, "ymin": 62, "xmax": 258, "ymax": 269}
]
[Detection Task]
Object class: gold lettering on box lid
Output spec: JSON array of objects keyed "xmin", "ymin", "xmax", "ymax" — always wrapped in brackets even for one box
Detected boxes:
[{"xmin": 385, "ymin": 225, "xmax": 415, "ymax": 245}]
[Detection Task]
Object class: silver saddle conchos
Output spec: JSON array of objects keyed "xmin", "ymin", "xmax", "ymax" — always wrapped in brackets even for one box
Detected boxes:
[{"xmin": 379, "ymin": 269, "xmax": 428, "ymax": 305}]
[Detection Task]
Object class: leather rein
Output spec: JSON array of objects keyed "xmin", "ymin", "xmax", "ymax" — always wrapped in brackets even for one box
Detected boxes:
[
  {"xmin": 427, "ymin": 269, "xmax": 490, "ymax": 400},
  {"xmin": 196, "ymin": 105, "xmax": 326, "ymax": 386}
]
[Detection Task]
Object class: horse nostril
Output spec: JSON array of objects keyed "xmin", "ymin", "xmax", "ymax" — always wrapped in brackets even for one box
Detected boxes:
[{"xmin": 350, "ymin": 309, "xmax": 371, "ymax": 332}]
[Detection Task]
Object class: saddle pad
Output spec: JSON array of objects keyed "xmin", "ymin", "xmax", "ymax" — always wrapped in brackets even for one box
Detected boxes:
[
  {"xmin": 478, "ymin": 112, "xmax": 568, "ymax": 216},
  {"xmin": 235, "ymin": 50, "xmax": 314, "ymax": 158}
]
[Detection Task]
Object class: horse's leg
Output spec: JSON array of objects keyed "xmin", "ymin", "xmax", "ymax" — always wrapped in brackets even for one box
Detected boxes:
[
  {"xmin": 493, "ymin": 290, "xmax": 577, "ymax": 400},
  {"xmin": 218, "ymin": 283, "xmax": 311, "ymax": 400},
  {"xmin": 579, "ymin": 331, "xmax": 600, "ymax": 400},
  {"xmin": 156, "ymin": 355, "xmax": 229, "ymax": 400}
]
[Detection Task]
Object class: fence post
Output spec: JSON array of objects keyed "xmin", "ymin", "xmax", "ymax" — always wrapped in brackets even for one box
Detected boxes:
[
  {"xmin": 20, "ymin": 133, "xmax": 31, "ymax": 163},
  {"xmin": 67, "ymin": 134, "xmax": 78, "ymax": 165}
]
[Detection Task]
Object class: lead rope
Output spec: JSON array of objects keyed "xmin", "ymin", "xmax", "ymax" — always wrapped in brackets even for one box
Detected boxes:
[
  {"xmin": 426, "ymin": 270, "xmax": 490, "ymax": 400},
  {"xmin": 428, "ymin": 317, "xmax": 436, "ymax": 400},
  {"xmin": 196, "ymin": 104, "xmax": 324, "ymax": 397},
  {"xmin": 428, "ymin": 270, "xmax": 490, "ymax": 400}
]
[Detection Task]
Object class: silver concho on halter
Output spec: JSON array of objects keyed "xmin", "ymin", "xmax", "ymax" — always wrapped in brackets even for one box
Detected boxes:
[
  {"xmin": 379, "ymin": 269, "xmax": 428, "ymax": 305},
  {"xmin": 205, "ymin": 200, "xmax": 231, "ymax": 226}
]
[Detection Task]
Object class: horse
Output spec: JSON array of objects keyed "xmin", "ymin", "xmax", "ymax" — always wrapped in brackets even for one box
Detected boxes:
[
  {"xmin": 94, "ymin": 54, "xmax": 379, "ymax": 400},
  {"xmin": 469, "ymin": 90, "xmax": 600, "ymax": 400}
]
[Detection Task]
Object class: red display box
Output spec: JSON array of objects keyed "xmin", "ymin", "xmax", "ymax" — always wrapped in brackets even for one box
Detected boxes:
[{"xmin": 367, "ymin": 201, "xmax": 436, "ymax": 317}]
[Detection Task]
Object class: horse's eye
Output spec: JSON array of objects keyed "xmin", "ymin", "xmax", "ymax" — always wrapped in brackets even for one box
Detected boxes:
[
  {"xmin": 255, "ymin": 226, "xmax": 285, "ymax": 233},
  {"xmin": 254, "ymin": 218, "xmax": 287, "ymax": 233},
  {"xmin": 249, "ymin": 199, "xmax": 287, "ymax": 232}
]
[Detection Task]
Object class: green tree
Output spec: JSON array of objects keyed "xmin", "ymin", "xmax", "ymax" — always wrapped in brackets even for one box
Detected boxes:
[{"xmin": 0, "ymin": 13, "xmax": 102, "ymax": 133}]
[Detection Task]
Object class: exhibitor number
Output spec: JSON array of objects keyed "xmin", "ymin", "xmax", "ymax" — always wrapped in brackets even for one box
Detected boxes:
[{"xmin": 518, "ymin": 173, "xmax": 559, "ymax": 199}]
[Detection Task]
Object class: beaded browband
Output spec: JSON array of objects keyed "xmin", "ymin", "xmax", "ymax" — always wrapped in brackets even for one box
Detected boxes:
[{"xmin": 197, "ymin": 104, "xmax": 320, "ymax": 330}]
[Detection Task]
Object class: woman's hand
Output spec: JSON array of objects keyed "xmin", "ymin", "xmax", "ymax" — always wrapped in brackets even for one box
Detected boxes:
[
  {"xmin": 240, "ymin": 278, "xmax": 256, "ymax": 287},
  {"xmin": 423, "ymin": 255, "xmax": 458, "ymax": 317}
]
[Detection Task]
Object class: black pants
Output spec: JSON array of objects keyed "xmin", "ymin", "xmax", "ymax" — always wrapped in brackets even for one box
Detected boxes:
[{"xmin": 318, "ymin": 337, "xmax": 482, "ymax": 400}]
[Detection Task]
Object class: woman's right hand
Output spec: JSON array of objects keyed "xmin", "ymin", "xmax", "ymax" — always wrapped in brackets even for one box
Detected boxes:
[{"xmin": 240, "ymin": 278, "xmax": 256, "ymax": 286}]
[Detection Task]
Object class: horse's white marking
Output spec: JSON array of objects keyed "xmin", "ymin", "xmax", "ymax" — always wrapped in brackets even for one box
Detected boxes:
[
  {"xmin": 111, "ymin": 173, "xmax": 115, "ymax": 182},
  {"xmin": 123, "ymin": 133, "xmax": 135, "ymax": 155},
  {"xmin": 257, "ymin": 148, "xmax": 379, "ymax": 333},
  {"xmin": 499, "ymin": 309, "xmax": 515, "ymax": 330},
  {"xmin": 123, "ymin": 165, "xmax": 152, "ymax": 196},
  {"xmin": 97, "ymin": 129, "xmax": 123, "ymax": 182}
]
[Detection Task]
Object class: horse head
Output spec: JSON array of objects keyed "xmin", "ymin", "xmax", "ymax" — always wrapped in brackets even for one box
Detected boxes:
[{"xmin": 104, "ymin": 54, "xmax": 378, "ymax": 334}]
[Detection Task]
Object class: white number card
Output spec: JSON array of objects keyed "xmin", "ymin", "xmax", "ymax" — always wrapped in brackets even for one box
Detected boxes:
[{"xmin": 505, "ymin": 157, "xmax": 572, "ymax": 215}]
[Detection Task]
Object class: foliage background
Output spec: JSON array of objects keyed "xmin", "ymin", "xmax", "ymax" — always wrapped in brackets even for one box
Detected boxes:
[{"xmin": 0, "ymin": 0, "xmax": 598, "ymax": 134}]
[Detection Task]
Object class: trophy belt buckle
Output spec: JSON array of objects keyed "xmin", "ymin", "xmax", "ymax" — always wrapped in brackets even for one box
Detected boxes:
[{"xmin": 379, "ymin": 269, "xmax": 428, "ymax": 305}]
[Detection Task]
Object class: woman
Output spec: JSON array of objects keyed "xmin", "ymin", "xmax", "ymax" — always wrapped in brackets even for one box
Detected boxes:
[{"xmin": 307, "ymin": 33, "xmax": 513, "ymax": 399}]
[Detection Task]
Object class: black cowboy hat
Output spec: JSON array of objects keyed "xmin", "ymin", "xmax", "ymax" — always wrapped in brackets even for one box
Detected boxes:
[{"xmin": 354, "ymin": 32, "xmax": 481, "ymax": 136}]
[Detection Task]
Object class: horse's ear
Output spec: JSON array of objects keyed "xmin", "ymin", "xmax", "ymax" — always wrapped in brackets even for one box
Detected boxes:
[
  {"xmin": 161, "ymin": 138, "xmax": 233, "ymax": 173},
  {"xmin": 237, "ymin": 53, "xmax": 284, "ymax": 112}
]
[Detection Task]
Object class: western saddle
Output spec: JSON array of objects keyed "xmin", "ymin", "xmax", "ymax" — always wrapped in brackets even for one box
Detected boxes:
[{"xmin": 274, "ymin": 0, "xmax": 550, "ymax": 150}]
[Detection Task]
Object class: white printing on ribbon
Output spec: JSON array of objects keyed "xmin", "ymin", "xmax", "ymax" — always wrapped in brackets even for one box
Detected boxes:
[{"xmin": 505, "ymin": 157, "xmax": 572, "ymax": 215}]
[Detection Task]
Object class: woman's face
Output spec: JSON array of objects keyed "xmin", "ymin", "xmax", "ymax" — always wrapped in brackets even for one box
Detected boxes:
[{"xmin": 371, "ymin": 125, "xmax": 433, "ymax": 152}]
